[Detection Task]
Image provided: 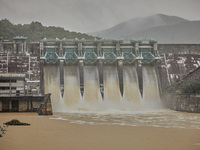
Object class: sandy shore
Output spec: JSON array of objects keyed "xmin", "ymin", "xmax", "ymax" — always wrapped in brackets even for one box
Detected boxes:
[{"xmin": 0, "ymin": 113, "xmax": 200, "ymax": 150}]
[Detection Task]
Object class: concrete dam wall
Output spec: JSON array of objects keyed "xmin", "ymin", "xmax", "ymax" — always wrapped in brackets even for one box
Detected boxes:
[
  {"xmin": 1, "ymin": 42, "xmax": 199, "ymax": 89},
  {"xmin": 157, "ymin": 44, "xmax": 200, "ymax": 90},
  {"xmin": 0, "ymin": 38, "xmax": 200, "ymax": 111}
]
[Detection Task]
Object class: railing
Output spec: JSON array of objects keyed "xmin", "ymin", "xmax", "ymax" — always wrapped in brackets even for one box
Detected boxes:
[
  {"xmin": 40, "ymin": 43, "xmax": 160, "ymax": 65},
  {"xmin": 139, "ymin": 48, "xmax": 161, "ymax": 64}
]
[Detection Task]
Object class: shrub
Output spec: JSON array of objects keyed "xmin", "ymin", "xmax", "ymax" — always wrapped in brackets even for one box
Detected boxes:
[
  {"xmin": 181, "ymin": 80, "xmax": 200, "ymax": 94},
  {"xmin": 4, "ymin": 119, "xmax": 30, "ymax": 126}
]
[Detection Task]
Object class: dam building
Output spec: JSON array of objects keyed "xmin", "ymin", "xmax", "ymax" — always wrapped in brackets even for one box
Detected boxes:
[
  {"xmin": 0, "ymin": 36, "xmax": 200, "ymax": 112},
  {"xmin": 39, "ymin": 38, "xmax": 161, "ymax": 110},
  {"xmin": 0, "ymin": 73, "xmax": 52, "ymax": 114},
  {"xmin": 0, "ymin": 73, "xmax": 25, "ymax": 96}
]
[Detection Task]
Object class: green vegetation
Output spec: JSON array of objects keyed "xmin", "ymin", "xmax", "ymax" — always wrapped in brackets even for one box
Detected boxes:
[
  {"xmin": 175, "ymin": 90, "xmax": 182, "ymax": 94},
  {"xmin": 162, "ymin": 81, "xmax": 183, "ymax": 94},
  {"xmin": 163, "ymin": 80, "xmax": 200, "ymax": 95},
  {"xmin": 0, "ymin": 19, "xmax": 98, "ymax": 41},
  {"xmin": 0, "ymin": 126, "xmax": 6, "ymax": 137},
  {"xmin": 181, "ymin": 80, "xmax": 200, "ymax": 94},
  {"xmin": 4, "ymin": 119, "xmax": 30, "ymax": 126}
]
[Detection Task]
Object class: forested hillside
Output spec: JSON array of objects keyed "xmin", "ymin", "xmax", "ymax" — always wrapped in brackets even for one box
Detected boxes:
[{"xmin": 0, "ymin": 19, "xmax": 96, "ymax": 41}]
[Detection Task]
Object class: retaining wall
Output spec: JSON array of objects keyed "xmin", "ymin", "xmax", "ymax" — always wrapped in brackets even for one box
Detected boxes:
[{"xmin": 164, "ymin": 94, "xmax": 200, "ymax": 113}]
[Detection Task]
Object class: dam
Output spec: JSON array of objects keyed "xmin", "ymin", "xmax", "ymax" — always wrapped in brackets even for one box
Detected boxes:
[
  {"xmin": 1, "ymin": 37, "xmax": 200, "ymax": 112},
  {"xmin": 40, "ymin": 39, "xmax": 161, "ymax": 111}
]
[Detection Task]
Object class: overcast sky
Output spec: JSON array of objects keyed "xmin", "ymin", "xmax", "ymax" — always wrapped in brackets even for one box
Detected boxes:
[{"xmin": 0, "ymin": 0, "xmax": 200, "ymax": 33}]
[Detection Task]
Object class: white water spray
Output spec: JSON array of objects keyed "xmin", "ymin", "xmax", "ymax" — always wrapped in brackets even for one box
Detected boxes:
[
  {"xmin": 44, "ymin": 65, "xmax": 161, "ymax": 112},
  {"xmin": 44, "ymin": 65, "xmax": 61, "ymax": 111},
  {"xmin": 142, "ymin": 66, "xmax": 160, "ymax": 105},
  {"xmin": 103, "ymin": 66, "xmax": 121, "ymax": 102},
  {"xmin": 84, "ymin": 66, "xmax": 102, "ymax": 103},
  {"xmin": 123, "ymin": 66, "xmax": 141, "ymax": 103},
  {"xmin": 63, "ymin": 66, "xmax": 82, "ymax": 108}
]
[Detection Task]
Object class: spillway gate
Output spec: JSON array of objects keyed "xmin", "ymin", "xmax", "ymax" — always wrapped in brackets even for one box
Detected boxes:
[
  {"xmin": 40, "ymin": 39, "xmax": 161, "ymax": 106},
  {"xmin": 40, "ymin": 39, "xmax": 160, "ymax": 65}
]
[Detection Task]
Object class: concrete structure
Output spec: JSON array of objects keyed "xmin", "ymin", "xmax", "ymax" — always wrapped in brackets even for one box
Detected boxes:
[
  {"xmin": 0, "ymin": 93, "xmax": 52, "ymax": 114},
  {"xmin": 0, "ymin": 70, "xmax": 51, "ymax": 114},
  {"xmin": 157, "ymin": 44, "xmax": 200, "ymax": 91},
  {"xmin": 0, "ymin": 95, "xmax": 44, "ymax": 112},
  {"xmin": 40, "ymin": 38, "xmax": 159, "ymax": 65},
  {"xmin": 38, "ymin": 94, "xmax": 53, "ymax": 115},
  {"xmin": 181, "ymin": 66, "xmax": 200, "ymax": 82},
  {"xmin": 0, "ymin": 37, "xmax": 199, "ymax": 92},
  {"xmin": 26, "ymin": 80, "xmax": 40, "ymax": 95},
  {"xmin": 13, "ymin": 36, "xmax": 27, "ymax": 54},
  {"xmin": 0, "ymin": 37, "xmax": 3, "ymax": 52},
  {"xmin": 0, "ymin": 37, "xmax": 200, "ymax": 112},
  {"xmin": 0, "ymin": 50, "xmax": 40, "ymax": 81},
  {"xmin": 0, "ymin": 73, "xmax": 25, "ymax": 96},
  {"xmin": 40, "ymin": 38, "xmax": 160, "ymax": 97},
  {"xmin": 165, "ymin": 94, "xmax": 200, "ymax": 113},
  {"xmin": 0, "ymin": 73, "xmax": 47, "ymax": 113}
]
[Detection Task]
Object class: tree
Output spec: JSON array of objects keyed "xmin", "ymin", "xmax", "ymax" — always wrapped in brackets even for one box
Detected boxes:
[
  {"xmin": 0, "ymin": 19, "xmax": 99, "ymax": 41},
  {"xmin": 181, "ymin": 80, "xmax": 200, "ymax": 94}
]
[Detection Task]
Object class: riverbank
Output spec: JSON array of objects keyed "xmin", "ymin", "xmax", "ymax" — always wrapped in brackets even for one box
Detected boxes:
[{"xmin": 0, "ymin": 113, "xmax": 200, "ymax": 150}]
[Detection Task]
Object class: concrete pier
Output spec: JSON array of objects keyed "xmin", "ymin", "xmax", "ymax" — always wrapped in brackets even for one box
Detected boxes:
[{"xmin": 0, "ymin": 94, "xmax": 53, "ymax": 115}]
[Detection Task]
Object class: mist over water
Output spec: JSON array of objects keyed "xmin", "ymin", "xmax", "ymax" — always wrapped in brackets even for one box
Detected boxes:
[
  {"xmin": 44, "ymin": 65, "xmax": 162, "ymax": 112},
  {"xmin": 44, "ymin": 65, "xmax": 200, "ymax": 130},
  {"xmin": 50, "ymin": 110, "xmax": 200, "ymax": 130}
]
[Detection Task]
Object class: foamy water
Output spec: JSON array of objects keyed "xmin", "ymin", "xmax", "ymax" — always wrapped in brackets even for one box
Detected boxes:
[
  {"xmin": 44, "ymin": 65, "xmax": 200, "ymax": 130},
  {"xmin": 103, "ymin": 66, "xmax": 121, "ymax": 102},
  {"xmin": 49, "ymin": 109, "xmax": 200, "ymax": 130},
  {"xmin": 84, "ymin": 66, "xmax": 102, "ymax": 102},
  {"xmin": 143, "ymin": 66, "xmax": 160, "ymax": 103},
  {"xmin": 44, "ymin": 66, "xmax": 62, "ymax": 111},
  {"xmin": 123, "ymin": 66, "xmax": 141, "ymax": 103},
  {"xmin": 63, "ymin": 66, "xmax": 82, "ymax": 107}
]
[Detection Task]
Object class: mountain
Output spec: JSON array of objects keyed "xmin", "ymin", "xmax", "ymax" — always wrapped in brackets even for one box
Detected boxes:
[
  {"xmin": 125, "ymin": 21, "xmax": 200, "ymax": 44},
  {"xmin": 0, "ymin": 19, "xmax": 97, "ymax": 41},
  {"xmin": 90, "ymin": 14, "xmax": 187, "ymax": 39},
  {"xmin": 90, "ymin": 14, "xmax": 200, "ymax": 43}
]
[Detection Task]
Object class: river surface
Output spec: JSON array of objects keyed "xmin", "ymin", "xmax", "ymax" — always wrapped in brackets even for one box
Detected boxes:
[
  {"xmin": 44, "ymin": 65, "xmax": 200, "ymax": 130},
  {"xmin": 49, "ymin": 108, "xmax": 200, "ymax": 130}
]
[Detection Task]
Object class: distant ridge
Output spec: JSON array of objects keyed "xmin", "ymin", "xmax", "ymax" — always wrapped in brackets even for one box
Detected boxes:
[
  {"xmin": 0, "ymin": 19, "xmax": 96, "ymax": 41},
  {"xmin": 90, "ymin": 14, "xmax": 200, "ymax": 43},
  {"xmin": 125, "ymin": 21, "xmax": 200, "ymax": 44}
]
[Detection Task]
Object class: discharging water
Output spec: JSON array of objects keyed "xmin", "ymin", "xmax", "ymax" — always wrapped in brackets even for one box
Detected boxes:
[
  {"xmin": 103, "ymin": 66, "xmax": 121, "ymax": 102},
  {"xmin": 84, "ymin": 66, "xmax": 102, "ymax": 103},
  {"xmin": 123, "ymin": 66, "xmax": 141, "ymax": 103},
  {"xmin": 64, "ymin": 66, "xmax": 82, "ymax": 108},
  {"xmin": 44, "ymin": 65, "xmax": 162, "ymax": 110},
  {"xmin": 44, "ymin": 65, "xmax": 200, "ymax": 130},
  {"xmin": 44, "ymin": 65, "xmax": 61, "ymax": 111},
  {"xmin": 143, "ymin": 66, "xmax": 160, "ymax": 104}
]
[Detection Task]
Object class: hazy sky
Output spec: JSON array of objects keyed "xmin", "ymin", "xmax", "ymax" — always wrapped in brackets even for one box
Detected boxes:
[{"xmin": 0, "ymin": 0, "xmax": 200, "ymax": 33}]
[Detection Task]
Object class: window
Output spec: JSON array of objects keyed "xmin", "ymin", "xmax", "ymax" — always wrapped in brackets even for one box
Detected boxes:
[
  {"xmin": 0, "ymin": 80, "xmax": 17, "ymax": 83},
  {"xmin": 0, "ymin": 87, "xmax": 10, "ymax": 90}
]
